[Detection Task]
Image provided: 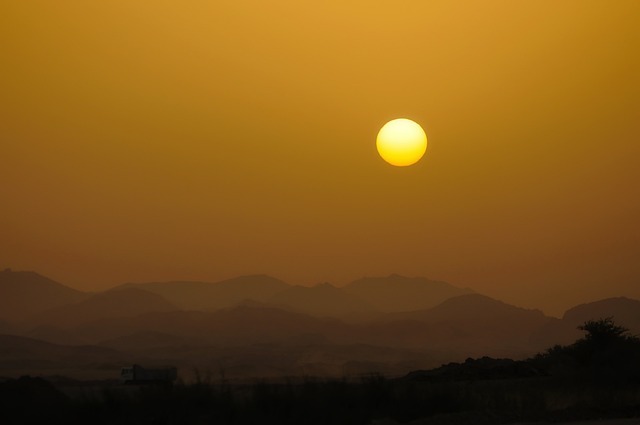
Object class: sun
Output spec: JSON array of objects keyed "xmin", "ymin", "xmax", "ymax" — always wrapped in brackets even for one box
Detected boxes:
[{"xmin": 376, "ymin": 118, "xmax": 428, "ymax": 166}]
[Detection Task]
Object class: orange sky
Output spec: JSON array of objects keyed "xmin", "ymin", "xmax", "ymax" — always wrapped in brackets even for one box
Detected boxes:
[{"xmin": 1, "ymin": 1, "xmax": 639, "ymax": 316}]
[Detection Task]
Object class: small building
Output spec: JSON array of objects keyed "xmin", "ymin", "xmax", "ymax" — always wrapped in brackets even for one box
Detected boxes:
[{"xmin": 120, "ymin": 364, "xmax": 177, "ymax": 384}]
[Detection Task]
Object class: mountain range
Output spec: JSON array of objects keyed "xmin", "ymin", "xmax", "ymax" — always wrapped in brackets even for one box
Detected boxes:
[{"xmin": 1, "ymin": 268, "xmax": 638, "ymax": 380}]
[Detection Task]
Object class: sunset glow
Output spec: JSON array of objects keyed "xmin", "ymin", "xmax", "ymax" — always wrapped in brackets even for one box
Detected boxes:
[
  {"xmin": 1, "ymin": 2, "xmax": 639, "ymax": 421},
  {"xmin": 1, "ymin": 0, "xmax": 639, "ymax": 315}
]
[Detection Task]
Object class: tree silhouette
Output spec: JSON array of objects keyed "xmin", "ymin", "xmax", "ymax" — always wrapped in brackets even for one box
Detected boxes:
[
  {"xmin": 572, "ymin": 317, "xmax": 640, "ymax": 383},
  {"xmin": 578, "ymin": 317, "xmax": 630, "ymax": 344},
  {"xmin": 533, "ymin": 317, "xmax": 640, "ymax": 384}
]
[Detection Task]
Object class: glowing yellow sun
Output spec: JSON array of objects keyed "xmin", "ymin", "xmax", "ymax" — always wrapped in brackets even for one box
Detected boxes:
[{"xmin": 376, "ymin": 118, "xmax": 427, "ymax": 166}]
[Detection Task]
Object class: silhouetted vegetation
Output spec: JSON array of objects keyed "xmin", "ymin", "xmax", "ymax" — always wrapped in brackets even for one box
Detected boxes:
[
  {"xmin": 2, "ymin": 318, "xmax": 640, "ymax": 424},
  {"xmin": 532, "ymin": 317, "xmax": 640, "ymax": 384}
]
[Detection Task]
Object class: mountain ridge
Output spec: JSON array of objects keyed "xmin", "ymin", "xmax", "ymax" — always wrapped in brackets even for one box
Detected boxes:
[
  {"xmin": 0, "ymin": 269, "xmax": 87, "ymax": 321},
  {"xmin": 343, "ymin": 274, "xmax": 473, "ymax": 312},
  {"xmin": 114, "ymin": 274, "xmax": 290, "ymax": 310}
]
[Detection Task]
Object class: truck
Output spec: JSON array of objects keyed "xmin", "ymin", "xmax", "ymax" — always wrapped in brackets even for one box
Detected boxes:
[{"xmin": 120, "ymin": 364, "xmax": 178, "ymax": 384}]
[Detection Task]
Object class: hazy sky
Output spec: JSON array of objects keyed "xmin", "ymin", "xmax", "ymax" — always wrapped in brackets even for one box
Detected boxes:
[{"xmin": 2, "ymin": 1, "xmax": 639, "ymax": 316}]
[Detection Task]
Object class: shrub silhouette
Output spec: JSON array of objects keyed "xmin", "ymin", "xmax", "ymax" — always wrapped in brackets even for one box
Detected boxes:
[
  {"xmin": 535, "ymin": 317, "xmax": 640, "ymax": 384},
  {"xmin": 578, "ymin": 317, "xmax": 631, "ymax": 343}
]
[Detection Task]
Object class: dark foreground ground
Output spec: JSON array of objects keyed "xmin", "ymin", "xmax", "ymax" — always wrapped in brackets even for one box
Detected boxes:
[
  {"xmin": 1, "ymin": 373, "xmax": 639, "ymax": 425},
  {"xmin": 521, "ymin": 421, "xmax": 640, "ymax": 425},
  {"xmin": 4, "ymin": 318, "xmax": 640, "ymax": 425}
]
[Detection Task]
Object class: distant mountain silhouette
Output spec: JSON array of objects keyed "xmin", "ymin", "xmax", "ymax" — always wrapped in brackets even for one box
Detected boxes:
[
  {"xmin": 343, "ymin": 274, "xmax": 472, "ymax": 312},
  {"xmin": 268, "ymin": 282, "xmax": 375, "ymax": 318},
  {"xmin": 410, "ymin": 294, "xmax": 548, "ymax": 323},
  {"xmin": 563, "ymin": 297, "xmax": 640, "ymax": 330},
  {"xmin": 116, "ymin": 275, "xmax": 289, "ymax": 310},
  {"xmin": 233, "ymin": 298, "xmax": 296, "ymax": 311},
  {"xmin": 27, "ymin": 298, "xmax": 550, "ymax": 359},
  {"xmin": 24, "ymin": 305, "xmax": 347, "ymax": 347},
  {"xmin": 0, "ymin": 269, "xmax": 86, "ymax": 321},
  {"xmin": 194, "ymin": 305, "xmax": 351, "ymax": 345},
  {"xmin": 61, "ymin": 310, "xmax": 208, "ymax": 345},
  {"xmin": 21, "ymin": 306, "xmax": 300, "ymax": 344},
  {"xmin": 382, "ymin": 294, "xmax": 554, "ymax": 357},
  {"xmin": 0, "ymin": 334, "xmax": 121, "ymax": 370},
  {"xmin": 98, "ymin": 330, "xmax": 203, "ymax": 351},
  {"xmin": 0, "ymin": 319, "xmax": 15, "ymax": 334},
  {"xmin": 533, "ymin": 297, "xmax": 640, "ymax": 347},
  {"xmin": 4, "ymin": 269, "xmax": 640, "ymax": 380},
  {"xmin": 0, "ymin": 331, "xmax": 439, "ymax": 379},
  {"xmin": 27, "ymin": 287, "xmax": 178, "ymax": 328}
]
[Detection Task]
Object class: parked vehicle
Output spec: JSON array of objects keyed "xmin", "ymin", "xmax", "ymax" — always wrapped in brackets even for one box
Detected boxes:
[{"xmin": 120, "ymin": 364, "xmax": 177, "ymax": 384}]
